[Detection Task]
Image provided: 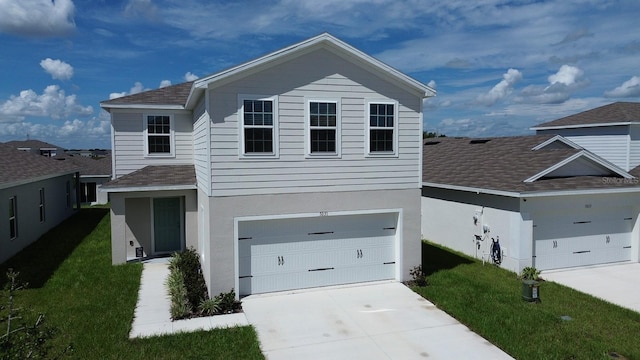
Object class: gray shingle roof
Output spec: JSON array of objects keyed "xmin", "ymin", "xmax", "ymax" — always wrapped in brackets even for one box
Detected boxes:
[
  {"xmin": 532, "ymin": 102, "xmax": 640, "ymax": 129},
  {"xmin": 423, "ymin": 135, "xmax": 640, "ymax": 194},
  {"xmin": 5, "ymin": 139, "xmax": 61, "ymax": 150},
  {"xmin": 101, "ymin": 81, "xmax": 194, "ymax": 107},
  {"xmin": 64, "ymin": 155, "xmax": 112, "ymax": 177},
  {"xmin": 101, "ymin": 165, "xmax": 196, "ymax": 190},
  {"xmin": 0, "ymin": 144, "xmax": 79, "ymax": 188}
]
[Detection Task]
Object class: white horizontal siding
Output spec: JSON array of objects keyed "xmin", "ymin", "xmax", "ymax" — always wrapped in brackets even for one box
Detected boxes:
[
  {"xmin": 111, "ymin": 110, "xmax": 194, "ymax": 178},
  {"xmin": 566, "ymin": 135, "xmax": 629, "ymax": 170},
  {"xmin": 629, "ymin": 125, "xmax": 640, "ymax": 170},
  {"xmin": 193, "ymin": 113, "xmax": 210, "ymax": 195},
  {"xmin": 207, "ymin": 48, "xmax": 422, "ymax": 197}
]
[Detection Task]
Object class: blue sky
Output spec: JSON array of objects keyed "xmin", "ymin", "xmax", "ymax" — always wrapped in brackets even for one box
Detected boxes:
[{"xmin": 1, "ymin": 0, "xmax": 639, "ymax": 149}]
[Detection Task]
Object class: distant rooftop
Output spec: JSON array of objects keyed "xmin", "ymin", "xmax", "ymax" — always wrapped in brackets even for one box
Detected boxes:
[
  {"xmin": 0, "ymin": 143, "xmax": 79, "ymax": 188},
  {"xmin": 531, "ymin": 102, "xmax": 640, "ymax": 129}
]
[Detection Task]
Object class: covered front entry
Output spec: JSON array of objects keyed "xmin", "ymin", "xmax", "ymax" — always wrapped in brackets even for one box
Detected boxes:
[
  {"xmin": 238, "ymin": 211, "xmax": 399, "ymax": 296},
  {"xmin": 533, "ymin": 206, "xmax": 633, "ymax": 271}
]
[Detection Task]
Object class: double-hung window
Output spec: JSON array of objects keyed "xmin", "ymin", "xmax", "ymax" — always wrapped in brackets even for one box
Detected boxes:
[
  {"xmin": 145, "ymin": 115, "xmax": 174, "ymax": 157},
  {"xmin": 39, "ymin": 188, "xmax": 45, "ymax": 223},
  {"xmin": 9, "ymin": 196, "xmax": 17, "ymax": 240},
  {"xmin": 367, "ymin": 102, "xmax": 398, "ymax": 156},
  {"xmin": 240, "ymin": 95, "xmax": 278, "ymax": 157},
  {"xmin": 308, "ymin": 100, "xmax": 340, "ymax": 156}
]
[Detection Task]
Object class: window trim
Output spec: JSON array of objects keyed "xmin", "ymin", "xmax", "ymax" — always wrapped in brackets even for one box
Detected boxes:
[
  {"xmin": 365, "ymin": 100, "xmax": 399, "ymax": 157},
  {"xmin": 305, "ymin": 98, "xmax": 341, "ymax": 158},
  {"xmin": 9, "ymin": 196, "xmax": 17, "ymax": 240},
  {"xmin": 143, "ymin": 114, "xmax": 175, "ymax": 158},
  {"xmin": 238, "ymin": 94, "xmax": 279, "ymax": 159}
]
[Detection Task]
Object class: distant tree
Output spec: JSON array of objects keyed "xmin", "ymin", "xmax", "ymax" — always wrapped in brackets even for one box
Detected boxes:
[{"xmin": 423, "ymin": 131, "xmax": 446, "ymax": 139}]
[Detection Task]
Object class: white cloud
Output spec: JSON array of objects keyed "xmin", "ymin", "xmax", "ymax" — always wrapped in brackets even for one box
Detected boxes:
[
  {"xmin": 604, "ymin": 76, "xmax": 640, "ymax": 98},
  {"xmin": 109, "ymin": 81, "xmax": 149, "ymax": 99},
  {"xmin": 427, "ymin": 80, "xmax": 437, "ymax": 89},
  {"xmin": 0, "ymin": 111, "xmax": 111, "ymax": 148},
  {"xmin": 548, "ymin": 65, "xmax": 583, "ymax": 87},
  {"xmin": 40, "ymin": 58, "xmax": 74, "ymax": 80},
  {"xmin": 0, "ymin": 0, "xmax": 75, "ymax": 37},
  {"xmin": 0, "ymin": 85, "xmax": 93, "ymax": 122},
  {"xmin": 476, "ymin": 68, "xmax": 522, "ymax": 106},
  {"xmin": 516, "ymin": 65, "xmax": 588, "ymax": 104},
  {"xmin": 184, "ymin": 72, "xmax": 199, "ymax": 81},
  {"xmin": 124, "ymin": 0, "xmax": 159, "ymax": 20},
  {"xmin": 159, "ymin": 80, "xmax": 172, "ymax": 88}
]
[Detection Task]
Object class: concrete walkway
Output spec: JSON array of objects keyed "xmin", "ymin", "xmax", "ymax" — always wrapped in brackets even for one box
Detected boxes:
[
  {"xmin": 542, "ymin": 262, "xmax": 640, "ymax": 313},
  {"xmin": 129, "ymin": 260, "xmax": 248, "ymax": 338}
]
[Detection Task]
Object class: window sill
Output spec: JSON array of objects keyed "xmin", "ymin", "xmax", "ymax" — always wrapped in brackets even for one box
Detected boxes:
[
  {"xmin": 305, "ymin": 153, "xmax": 341, "ymax": 159},
  {"xmin": 366, "ymin": 152, "xmax": 399, "ymax": 158},
  {"xmin": 240, "ymin": 153, "xmax": 279, "ymax": 159},
  {"xmin": 144, "ymin": 153, "xmax": 176, "ymax": 159}
]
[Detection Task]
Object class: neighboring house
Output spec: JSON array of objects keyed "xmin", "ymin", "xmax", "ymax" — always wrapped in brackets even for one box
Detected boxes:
[
  {"xmin": 421, "ymin": 135, "xmax": 640, "ymax": 273},
  {"xmin": 100, "ymin": 33, "xmax": 435, "ymax": 298},
  {"xmin": 6, "ymin": 139, "xmax": 112, "ymax": 205},
  {"xmin": 531, "ymin": 102, "xmax": 640, "ymax": 171},
  {"xmin": 0, "ymin": 144, "xmax": 79, "ymax": 264},
  {"xmin": 64, "ymin": 155, "xmax": 111, "ymax": 205},
  {"xmin": 6, "ymin": 139, "xmax": 62, "ymax": 157}
]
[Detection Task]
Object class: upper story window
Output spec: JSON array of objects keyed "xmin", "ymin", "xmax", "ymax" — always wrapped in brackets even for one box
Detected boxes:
[
  {"xmin": 307, "ymin": 100, "xmax": 340, "ymax": 157},
  {"xmin": 367, "ymin": 102, "xmax": 398, "ymax": 156},
  {"xmin": 144, "ymin": 115, "xmax": 174, "ymax": 157},
  {"xmin": 9, "ymin": 196, "xmax": 17, "ymax": 240},
  {"xmin": 39, "ymin": 188, "xmax": 45, "ymax": 223},
  {"xmin": 239, "ymin": 95, "xmax": 279, "ymax": 157}
]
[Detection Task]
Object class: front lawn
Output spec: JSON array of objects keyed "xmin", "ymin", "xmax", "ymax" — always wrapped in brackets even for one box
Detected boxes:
[
  {"xmin": 414, "ymin": 241, "xmax": 640, "ymax": 360},
  {"xmin": 1, "ymin": 208, "xmax": 264, "ymax": 360}
]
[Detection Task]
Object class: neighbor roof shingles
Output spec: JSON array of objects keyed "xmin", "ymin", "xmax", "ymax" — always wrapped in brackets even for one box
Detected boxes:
[
  {"xmin": 101, "ymin": 165, "xmax": 196, "ymax": 189},
  {"xmin": 101, "ymin": 81, "xmax": 194, "ymax": 107},
  {"xmin": 423, "ymin": 135, "xmax": 640, "ymax": 194},
  {"xmin": 532, "ymin": 102, "xmax": 640, "ymax": 129},
  {"xmin": 0, "ymin": 144, "xmax": 79, "ymax": 188}
]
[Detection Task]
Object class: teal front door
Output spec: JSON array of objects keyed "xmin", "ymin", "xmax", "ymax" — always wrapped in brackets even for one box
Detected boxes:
[{"xmin": 153, "ymin": 197, "xmax": 183, "ymax": 253}]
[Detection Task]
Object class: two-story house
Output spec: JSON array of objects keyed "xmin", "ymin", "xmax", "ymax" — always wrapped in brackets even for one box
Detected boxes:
[{"xmin": 101, "ymin": 33, "xmax": 435, "ymax": 298}]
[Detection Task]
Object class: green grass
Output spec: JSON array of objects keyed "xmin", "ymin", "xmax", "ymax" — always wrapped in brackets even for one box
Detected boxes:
[
  {"xmin": 1, "ymin": 209, "xmax": 264, "ymax": 360},
  {"xmin": 414, "ymin": 241, "xmax": 640, "ymax": 360}
]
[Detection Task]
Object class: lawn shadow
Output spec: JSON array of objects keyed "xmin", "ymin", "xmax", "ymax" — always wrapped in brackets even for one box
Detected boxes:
[
  {"xmin": 421, "ymin": 241, "xmax": 473, "ymax": 276},
  {"xmin": 0, "ymin": 208, "xmax": 109, "ymax": 289}
]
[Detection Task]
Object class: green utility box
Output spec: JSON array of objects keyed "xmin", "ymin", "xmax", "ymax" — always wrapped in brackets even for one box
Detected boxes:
[{"xmin": 522, "ymin": 280, "xmax": 540, "ymax": 302}]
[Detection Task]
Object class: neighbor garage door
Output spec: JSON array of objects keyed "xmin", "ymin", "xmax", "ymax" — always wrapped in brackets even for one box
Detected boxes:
[
  {"xmin": 238, "ymin": 212, "xmax": 398, "ymax": 296},
  {"xmin": 533, "ymin": 206, "xmax": 632, "ymax": 271}
]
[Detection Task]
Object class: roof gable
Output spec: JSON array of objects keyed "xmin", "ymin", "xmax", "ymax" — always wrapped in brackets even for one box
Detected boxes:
[
  {"xmin": 531, "ymin": 102, "xmax": 640, "ymax": 130},
  {"xmin": 524, "ymin": 150, "xmax": 631, "ymax": 182},
  {"xmin": 100, "ymin": 34, "xmax": 435, "ymax": 112},
  {"xmin": 191, "ymin": 33, "xmax": 434, "ymax": 102},
  {"xmin": 531, "ymin": 135, "xmax": 581, "ymax": 150}
]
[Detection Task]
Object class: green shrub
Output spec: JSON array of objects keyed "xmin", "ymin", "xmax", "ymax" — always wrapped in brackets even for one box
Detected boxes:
[
  {"xmin": 520, "ymin": 266, "xmax": 541, "ymax": 281},
  {"xmin": 175, "ymin": 248, "xmax": 208, "ymax": 310},
  {"xmin": 409, "ymin": 264, "xmax": 428, "ymax": 287},
  {"xmin": 215, "ymin": 290, "xmax": 241, "ymax": 314},
  {"xmin": 198, "ymin": 297, "xmax": 221, "ymax": 316},
  {"xmin": 166, "ymin": 264, "xmax": 191, "ymax": 320}
]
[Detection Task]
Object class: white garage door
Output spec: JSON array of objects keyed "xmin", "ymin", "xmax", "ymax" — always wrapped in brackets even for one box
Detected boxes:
[
  {"xmin": 533, "ymin": 207, "xmax": 632, "ymax": 271},
  {"xmin": 238, "ymin": 212, "xmax": 398, "ymax": 296}
]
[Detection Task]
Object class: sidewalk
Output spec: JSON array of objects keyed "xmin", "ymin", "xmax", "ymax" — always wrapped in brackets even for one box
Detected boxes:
[{"xmin": 129, "ymin": 259, "xmax": 249, "ymax": 338}]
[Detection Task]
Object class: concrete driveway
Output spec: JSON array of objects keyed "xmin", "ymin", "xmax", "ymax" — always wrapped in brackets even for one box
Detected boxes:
[
  {"xmin": 242, "ymin": 281, "xmax": 513, "ymax": 360},
  {"xmin": 542, "ymin": 262, "xmax": 640, "ymax": 313}
]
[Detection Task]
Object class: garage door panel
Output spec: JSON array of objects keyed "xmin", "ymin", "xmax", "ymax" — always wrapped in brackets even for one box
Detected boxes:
[
  {"xmin": 533, "ymin": 208, "xmax": 632, "ymax": 271},
  {"xmin": 238, "ymin": 213, "xmax": 398, "ymax": 296}
]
